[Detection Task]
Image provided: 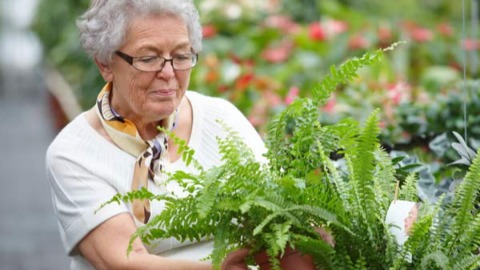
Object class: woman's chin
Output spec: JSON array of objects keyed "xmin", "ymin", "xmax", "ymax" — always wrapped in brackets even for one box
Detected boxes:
[
  {"xmin": 141, "ymin": 98, "xmax": 180, "ymax": 121},
  {"xmin": 149, "ymin": 106, "xmax": 176, "ymax": 120}
]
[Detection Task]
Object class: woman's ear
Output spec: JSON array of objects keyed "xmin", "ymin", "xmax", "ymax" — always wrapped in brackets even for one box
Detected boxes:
[{"xmin": 94, "ymin": 58, "xmax": 113, "ymax": 82}]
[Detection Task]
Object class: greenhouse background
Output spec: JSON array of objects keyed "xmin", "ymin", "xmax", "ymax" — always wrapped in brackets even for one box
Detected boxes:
[{"xmin": 0, "ymin": 0, "xmax": 477, "ymax": 269}]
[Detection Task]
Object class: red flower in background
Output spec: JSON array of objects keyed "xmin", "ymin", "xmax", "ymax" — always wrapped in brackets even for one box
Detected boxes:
[
  {"xmin": 462, "ymin": 39, "xmax": 480, "ymax": 51},
  {"xmin": 322, "ymin": 97, "xmax": 336, "ymax": 114},
  {"xmin": 254, "ymin": 76, "xmax": 281, "ymax": 93},
  {"xmin": 387, "ymin": 81, "xmax": 411, "ymax": 105},
  {"xmin": 217, "ymin": 85, "xmax": 229, "ymax": 93},
  {"xmin": 409, "ymin": 26, "xmax": 433, "ymax": 43},
  {"xmin": 264, "ymin": 15, "xmax": 300, "ymax": 34},
  {"xmin": 377, "ymin": 26, "xmax": 392, "ymax": 43},
  {"xmin": 284, "ymin": 86, "xmax": 299, "ymax": 105},
  {"xmin": 205, "ymin": 70, "xmax": 219, "ymax": 83},
  {"xmin": 248, "ymin": 101, "xmax": 268, "ymax": 128},
  {"xmin": 261, "ymin": 40, "xmax": 294, "ymax": 63},
  {"xmin": 202, "ymin": 24, "xmax": 217, "ymax": 39},
  {"xmin": 309, "ymin": 22, "xmax": 327, "ymax": 41},
  {"xmin": 437, "ymin": 22, "xmax": 453, "ymax": 38},
  {"xmin": 377, "ymin": 26, "xmax": 393, "ymax": 48},
  {"xmin": 348, "ymin": 34, "xmax": 369, "ymax": 50},
  {"xmin": 401, "ymin": 21, "xmax": 433, "ymax": 43},
  {"xmin": 235, "ymin": 73, "xmax": 254, "ymax": 91},
  {"xmin": 264, "ymin": 89, "xmax": 282, "ymax": 107},
  {"xmin": 324, "ymin": 19, "xmax": 348, "ymax": 37}
]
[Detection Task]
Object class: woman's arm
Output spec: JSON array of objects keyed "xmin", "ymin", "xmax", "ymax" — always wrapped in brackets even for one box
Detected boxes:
[
  {"xmin": 78, "ymin": 213, "xmax": 250, "ymax": 270},
  {"xmin": 78, "ymin": 213, "xmax": 212, "ymax": 270}
]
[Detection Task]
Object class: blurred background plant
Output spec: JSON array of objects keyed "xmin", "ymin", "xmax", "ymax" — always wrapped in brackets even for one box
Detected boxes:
[{"xmin": 33, "ymin": 0, "xmax": 478, "ymax": 201}]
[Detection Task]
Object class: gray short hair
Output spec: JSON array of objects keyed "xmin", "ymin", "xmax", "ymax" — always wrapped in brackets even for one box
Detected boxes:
[{"xmin": 77, "ymin": 0, "xmax": 203, "ymax": 64}]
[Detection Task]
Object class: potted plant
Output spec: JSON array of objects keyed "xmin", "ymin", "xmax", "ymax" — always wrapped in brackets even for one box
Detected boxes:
[
  {"xmin": 100, "ymin": 43, "xmax": 480, "ymax": 269},
  {"xmin": 101, "ymin": 115, "xmax": 348, "ymax": 270}
]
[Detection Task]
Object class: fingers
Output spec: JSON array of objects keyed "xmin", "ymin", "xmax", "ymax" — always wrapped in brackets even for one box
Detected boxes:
[
  {"xmin": 229, "ymin": 248, "xmax": 250, "ymax": 259},
  {"xmin": 221, "ymin": 248, "xmax": 250, "ymax": 270},
  {"xmin": 314, "ymin": 226, "xmax": 335, "ymax": 247}
]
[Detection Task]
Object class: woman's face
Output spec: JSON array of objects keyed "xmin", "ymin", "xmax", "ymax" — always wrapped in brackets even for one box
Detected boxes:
[
  {"xmin": 404, "ymin": 204, "xmax": 418, "ymax": 235},
  {"xmin": 101, "ymin": 14, "xmax": 192, "ymax": 126}
]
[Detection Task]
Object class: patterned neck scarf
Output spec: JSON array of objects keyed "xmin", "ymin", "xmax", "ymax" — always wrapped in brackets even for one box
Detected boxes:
[{"xmin": 95, "ymin": 82, "xmax": 176, "ymax": 224}]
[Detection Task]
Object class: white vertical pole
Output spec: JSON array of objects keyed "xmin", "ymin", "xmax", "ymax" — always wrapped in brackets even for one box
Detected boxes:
[{"xmin": 471, "ymin": 0, "xmax": 479, "ymax": 76}]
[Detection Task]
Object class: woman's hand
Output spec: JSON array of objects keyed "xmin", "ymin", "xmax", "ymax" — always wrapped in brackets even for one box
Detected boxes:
[
  {"xmin": 221, "ymin": 248, "xmax": 250, "ymax": 270},
  {"xmin": 314, "ymin": 226, "xmax": 335, "ymax": 247}
]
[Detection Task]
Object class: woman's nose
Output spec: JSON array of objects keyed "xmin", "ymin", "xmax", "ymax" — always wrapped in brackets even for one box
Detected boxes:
[{"xmin": 157, "ymin": 60, "xmax": 175, "ymax": 78}]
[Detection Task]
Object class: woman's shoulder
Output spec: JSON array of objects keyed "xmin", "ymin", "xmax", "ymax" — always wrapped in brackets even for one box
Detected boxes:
[
  {"xmin": 186, "ymin": 90, "xmax": 235, "ymax": 107},
  {"xmin": 186, "ymin": 90, "xmax": 242, "ymax": 120},
  {"xmin": 46, "ymin": 112, "xmax": 104, "ymax": 160},
  {"xmin": 48, "ymin": 113, "xmax": 90, "ymax": 145}
]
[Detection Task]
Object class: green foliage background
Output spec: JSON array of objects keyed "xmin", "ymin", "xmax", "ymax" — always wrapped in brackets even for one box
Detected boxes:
[{"xmin": 33, "ymin": 0, "xmax": 477, "ymax": 192}]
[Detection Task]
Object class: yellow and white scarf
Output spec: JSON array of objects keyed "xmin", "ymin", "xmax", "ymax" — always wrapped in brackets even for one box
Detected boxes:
[{"xmin": 95, "ymin": 82, "xmax": 176, "ymax": 224}]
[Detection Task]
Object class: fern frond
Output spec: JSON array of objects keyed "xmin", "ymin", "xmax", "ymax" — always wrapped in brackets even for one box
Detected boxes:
[
  {"xmin": 264, "ymin": 104, "xmax": 289, "ymax": 171},
  {"xmin": 252, "ymin": 211, "xmax": 285, "ymax": 236},
  {"xmin": 345, "ymin": 109, "xmax": 381, "ymax": 231},
  {"xmin": 318, "ymin": 141, "xmax": 351, "ymax": 206},
  {"xmin": 424, "ymin": 195, "xmax": 446, "ymax": 253},
  {"xmin": 215, "ymin": 119, "xmax": 259, "ymax": 167},
  {"xmin": 193, "ymin": 167, "xmax": 226, "ymax": 218},
  {"xmin": 269, "ymin": 222, "xmax": 292, "ymax": 258},
  {"xmin": 403, "ymin": 212, "xmax": 434, "ymax": 260},
  {"xmin": 290, "ymin": 204, "xmax": 350, "ymax": 233},
  {"xmin": 265, "ymin": 98, "xmax": 326, "ymax": 178},
  {"xmin": 450, "ymin": 254, "xmax": 480, "ymax": 270},
  {"xmin": 168, "ymin": 170, "xmax": 204, "ymax": 193},
  {"xmin": 253, "ymin": 195, "xmax": 289, "ymax": 212},
  {"xmin": 373, "ymin": 148, "xmax": 399, "ymax": 211},
  {"xmin": 329, "ymin": 229, "xmax": 357, "ymax": 269},
  {"xmin": 294, "ymin": 235, "xmax": 335, "ymax": 270},
  {"xmin": 447, "ymin": 147, "xmax": 480, "ymax": 254},
  {"xmin": 161, "ymin": 127, "xmax": 202, "ymax": 170},
  {"xmin": 211, "ymin": 220, "xmax": 233, "ymax": 270},
  {"xmin": 312, "ymin": 48, "xmax": 385, "ymax": 105},
  {"xmin": 352, "ymin": 253, "xmax": 368, "ymax": 270},
  {"xmin": 326, "ymin": 117, "xmax": 360, "ymax": 154},
  {"xmin": 95, "ymin": 187, "xmax": 170, "ymax": 214},
  {"xmin": 261, "ymin": 222, "xmax": 293, "ymax": 270},
  {"xmin": 398, "ymin": 173, "xmax": 419, "ymax": 202},
  {"xmin": 419, "ymin": 250, "xmax": 449, "ymax": 270},
  {"xmin": 452, "ymin": 214, "xmax": 480, "ymax": 264},
  {"xmin": 312, "ymin": 41, "xmax": 405, "ymax": 107}
]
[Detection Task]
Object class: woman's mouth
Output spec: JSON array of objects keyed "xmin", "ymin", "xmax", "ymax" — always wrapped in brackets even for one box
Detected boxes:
[{"xmin": 149, "ymin": 89, "xmax": 176, "ymax": 97}]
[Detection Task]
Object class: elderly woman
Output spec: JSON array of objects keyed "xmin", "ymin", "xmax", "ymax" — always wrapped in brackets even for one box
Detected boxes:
[{"xmin": 46, "ymin": 0, "xmax": 265, "ymax": 269}]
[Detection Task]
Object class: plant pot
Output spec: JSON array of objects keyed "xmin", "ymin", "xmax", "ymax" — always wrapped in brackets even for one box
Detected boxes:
[{"xmin": 253, "ymin": 246, "xmax": 316, "ymax": 270}]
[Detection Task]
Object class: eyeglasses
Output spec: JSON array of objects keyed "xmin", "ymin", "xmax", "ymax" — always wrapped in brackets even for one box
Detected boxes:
[{"xmin": 115, "ymin": 51, "xmax": 198, "ymax": 72}]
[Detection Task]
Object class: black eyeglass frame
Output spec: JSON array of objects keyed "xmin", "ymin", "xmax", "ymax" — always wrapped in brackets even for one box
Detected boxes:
[{"xmin": 114, "ymin": 50, "xmax": 198, "ymax": 72}]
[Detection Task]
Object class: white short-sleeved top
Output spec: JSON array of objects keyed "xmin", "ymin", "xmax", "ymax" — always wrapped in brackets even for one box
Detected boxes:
[{"xmin": 46, "ymin": 91, "xmax": 266, "ymax": 270}]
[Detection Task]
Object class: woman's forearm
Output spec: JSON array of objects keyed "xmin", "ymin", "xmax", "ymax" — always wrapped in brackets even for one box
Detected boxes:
[{"xmin": 118, "ymin": 252, "xmax": 212, "ymax": 270}]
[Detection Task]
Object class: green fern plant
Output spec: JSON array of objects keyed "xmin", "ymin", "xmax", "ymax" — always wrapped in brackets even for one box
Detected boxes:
[
  {"xmin": 99, "ymin": 42, "xmax": 480, "ymax": 269},
  {"xmin": 101, "ymin": 122, "xmax": 346, "ymax": 270}
]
